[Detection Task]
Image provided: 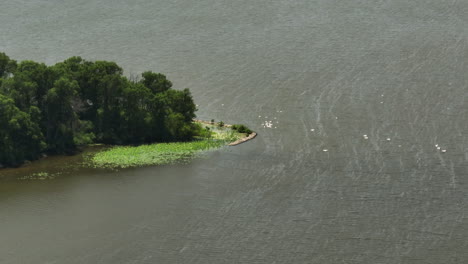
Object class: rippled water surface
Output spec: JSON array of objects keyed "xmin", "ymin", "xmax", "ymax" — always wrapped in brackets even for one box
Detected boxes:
[{"xmin": 1, "ymin": 0, "xmax": 468, "ymax": 263}]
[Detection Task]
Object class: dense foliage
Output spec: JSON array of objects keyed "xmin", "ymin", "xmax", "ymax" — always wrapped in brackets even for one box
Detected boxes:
[
  {"xmin": 0, "ymin": 52, "xmax": 200, "ymax": 167},
  {"xmin": 231, "ymin": 124, "xmax": 253, "ymax": 134}
]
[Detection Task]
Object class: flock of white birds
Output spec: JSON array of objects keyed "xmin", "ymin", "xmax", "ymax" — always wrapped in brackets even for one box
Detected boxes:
[
  {"xmin": 218, "ymin": 103, "xmax": 448, "ymax": 154},
  {"xmin": 258, "ymin": 110, "xmax": 282, "ymax": 129}
]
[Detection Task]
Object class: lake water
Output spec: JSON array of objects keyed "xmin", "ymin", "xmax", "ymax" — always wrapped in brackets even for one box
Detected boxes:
[{"xmin": 1, "ymin": 0, "xmax": 468, "ymax": 263}]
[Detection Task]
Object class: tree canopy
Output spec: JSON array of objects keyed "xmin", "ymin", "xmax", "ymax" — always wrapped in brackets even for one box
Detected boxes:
[{"xmin": 0, "ymin": 52, "xmax": 200, "ymax": 167}]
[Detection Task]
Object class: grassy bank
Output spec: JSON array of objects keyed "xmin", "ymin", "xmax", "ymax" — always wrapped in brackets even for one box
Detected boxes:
[{"xmin": 89, "ymin": 124, "xmax": 248, "ymax": 169}]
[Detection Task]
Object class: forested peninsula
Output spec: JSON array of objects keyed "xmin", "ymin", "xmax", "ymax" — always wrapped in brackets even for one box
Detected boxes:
[{"xmin": 0, "ymin": 52, "xmax": 253, "ymax": 168}]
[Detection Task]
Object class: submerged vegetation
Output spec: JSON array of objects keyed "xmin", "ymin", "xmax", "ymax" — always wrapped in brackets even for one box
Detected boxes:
[{"xmin": 18, "ymin": 172, "xmax": 58, "ymax": 180}]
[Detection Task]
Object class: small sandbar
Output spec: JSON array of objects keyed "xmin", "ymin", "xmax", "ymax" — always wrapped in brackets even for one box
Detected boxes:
[{"xmin": 228, "ymin": 132, "xmax": 257, "ymax": 146}]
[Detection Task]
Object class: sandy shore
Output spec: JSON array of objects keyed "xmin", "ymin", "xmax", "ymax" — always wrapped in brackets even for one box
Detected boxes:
[
  {"xmin": 193, "ymin": 119, "xmax": 257, "ymax": 146},
  {"xmin": 227, "ymin": 132, "xmax": 257, "ymax": 146}
]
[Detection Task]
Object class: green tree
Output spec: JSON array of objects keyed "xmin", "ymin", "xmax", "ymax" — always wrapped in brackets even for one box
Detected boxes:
[
  {"xmin": 0, "ymin": 94, "xmax": 45, "ymax": 166},
  {"xmin": 14, "ymin": 60, "xmax": 54, "ymax": 109},
  {"xmin": 73, "ymin": 119, "xmax": 95, "ymax": 146},
  {"xmin": 141, "ymin": 71, "xmax": 172, "ymax": 93},
  {"xmin": 165, "ymin": 112, "xmax": 195, "ymax": 141},
  {"xmin": 0, "ymin": 77, "xmax": 38, "ymax": 111},
  {"xmin": 44, "ymin": 77, "xmax": 79, "ymax": 153},
  {"xmin": 120, "ymin": 82, "xmax": 152, "ymax": 143},
  {"xmin": 0, "ymin": 52, "xmax": 17, "ymax": 78},
  {"xmin": 165, "ymin": 88, "xmax": 197, "ymax": 122}
]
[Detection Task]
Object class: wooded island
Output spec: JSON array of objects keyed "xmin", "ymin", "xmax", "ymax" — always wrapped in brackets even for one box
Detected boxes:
[{"xmin": 0, "ymin": 53, "xmax": 253, "ymax": 168}]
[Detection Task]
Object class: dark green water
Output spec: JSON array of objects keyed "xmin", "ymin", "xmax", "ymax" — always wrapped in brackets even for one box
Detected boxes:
[{"xmin": 1, "ymin": 0, "xmax": 468, "ymax": 263}]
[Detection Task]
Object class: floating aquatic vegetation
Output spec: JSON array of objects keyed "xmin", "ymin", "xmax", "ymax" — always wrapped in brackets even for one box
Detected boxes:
[
  {"xmin": 89, "ymin": 128, "xmax": 245, "ymax": 169},
  {"xmin": 18, "ymin": 172, "xmax": 60, "ymax": 180},
  {"xmin": 90, "ymin": 140, "xmax": 225, "ymax": 169}
]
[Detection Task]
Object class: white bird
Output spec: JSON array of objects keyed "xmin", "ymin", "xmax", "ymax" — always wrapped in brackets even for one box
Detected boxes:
[
  {"xmin": 311, "ymin": 129, "xmax": 315, "ymax": 132},
  {"xmin": 323, "ymin": 149, "xmax": 328, "ymax": 152},
  {"xmin": 441, "ymin": 149, "xmax": 447, "ymax": 153},
  {"xmin": 386, "ymin": 138, "xmax": 391, "ymax": 141},
  {"xmin": 437, "ymin": 147, "xmax": 441, "ymax": 150}
]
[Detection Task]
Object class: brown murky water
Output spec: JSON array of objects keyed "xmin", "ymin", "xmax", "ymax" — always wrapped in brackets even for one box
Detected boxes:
[{"xmin": 1, "ymin": 0, "xmax": 468, "ymax": 263}]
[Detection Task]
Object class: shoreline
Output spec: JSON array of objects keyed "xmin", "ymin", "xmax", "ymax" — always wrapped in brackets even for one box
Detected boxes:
[
  {"xmin": 193, "ymin": 119, "xmax": 257, "ymax": 146},
  {"xmin": 1, "ymin": 120, "xmax": 255, "ymax": 171},
  {"xmin": 228, "ymin": 132, "xmax": 257, "ymax": 146}
]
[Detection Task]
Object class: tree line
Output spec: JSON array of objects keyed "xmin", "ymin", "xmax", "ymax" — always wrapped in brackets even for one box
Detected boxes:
[{"xmin": 0, "ymin": 52, "xmax": 201, "ymax": 167}]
